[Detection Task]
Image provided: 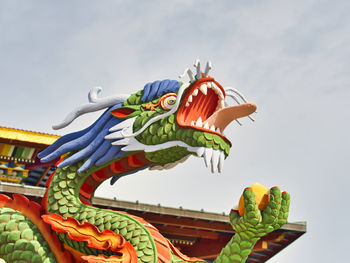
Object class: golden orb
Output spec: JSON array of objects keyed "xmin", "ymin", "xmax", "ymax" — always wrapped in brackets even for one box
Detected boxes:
[{"xmin": 238, "ymin": 183, "xmax": 270, "ymax": 216}]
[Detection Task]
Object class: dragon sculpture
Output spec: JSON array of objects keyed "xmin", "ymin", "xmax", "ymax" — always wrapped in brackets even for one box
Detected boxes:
[{"xmin": 0, "ymin": 60, "xmax": 290, "ymax": 263}]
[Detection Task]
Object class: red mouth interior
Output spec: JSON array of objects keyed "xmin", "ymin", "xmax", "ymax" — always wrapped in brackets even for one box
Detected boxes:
[
  {"xmin": 178, "ymin": 88, "xmax": 219, "ymax": 125},
  {"xmin": 176, "ymin": 78, "xmax": 257, "ymax": 147},
  {"xmin": 176, "ymin": 78, "xmax": 229, "ymax": 143}
]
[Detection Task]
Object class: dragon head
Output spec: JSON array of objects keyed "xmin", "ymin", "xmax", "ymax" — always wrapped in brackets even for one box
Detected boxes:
[
  {"xmin": 38, "ymin": 60, "xmax": 256, "ymax": 177},
  {"xmin": 104, "ymin": 60, "xmax": 256, "ymax": 173}
]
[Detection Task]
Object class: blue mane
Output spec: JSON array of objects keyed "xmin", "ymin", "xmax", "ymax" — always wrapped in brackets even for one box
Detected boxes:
[
  {"xmin": 38, "ymin": 103, "xmax": 124, "ymax": 173},
  {"xmin": 38, "ymin": 79, "xmax": 181, "ymax": 174},
  {"xmin": 141, "ymin": 79, "xmax": 180, "ymax": 102}
]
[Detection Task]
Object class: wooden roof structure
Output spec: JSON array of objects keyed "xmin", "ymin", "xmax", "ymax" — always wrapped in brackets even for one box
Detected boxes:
[{"xmin": 0, "ymin": 126, "xmax": 306, "ymax": 262}]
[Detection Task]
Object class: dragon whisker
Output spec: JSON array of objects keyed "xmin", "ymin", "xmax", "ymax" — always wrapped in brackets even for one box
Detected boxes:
[
  {"xmin": 226, "ymin": 93, "xmax": 242, "ymax": 105},
  {"xmin": 248, "ymin": 115, "xmax": 255, "ymax": 122},
  {"xmin": 224, "ymin": 95, "xmax": 244, "ymax": 126},
  {"xmin": 225, "ymin": 88, "xmax": 256, "ymax": 123},
  {"xmin": 53, "ymin": 87, "xmax": 129, "ymax": 130},
  {"xmin": 225, "ymin": 87, "xmax": 248, "ymax": 103}
]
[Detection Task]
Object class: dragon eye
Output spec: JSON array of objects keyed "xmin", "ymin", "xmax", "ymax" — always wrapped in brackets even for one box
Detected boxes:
[{"xmin": 161, "ymin": 95, "xmax": 177, "ymax": 110}]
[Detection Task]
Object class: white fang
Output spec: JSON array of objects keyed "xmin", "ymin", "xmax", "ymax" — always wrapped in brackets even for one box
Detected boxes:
[
  {"xmin": 196, "ymin": 147, "xmax": 205, "ymax": 157},
  {"xmin": 203, "ymin": 148, "xmax": 213, "ymax": 167},
  {"xmin": 211, "ymin": 150, "xmax": 220, "ymax": 173},
  {"xmin": 196, "ymin": 117, "xmax": 203, "ymax": 127},
  {"xmin": 218, "ymin": 151, "xmax": 225, "ymax": 173},
  {"xmin": 200, "ymin": 84, "xmax": 207, "ymax": 95}
]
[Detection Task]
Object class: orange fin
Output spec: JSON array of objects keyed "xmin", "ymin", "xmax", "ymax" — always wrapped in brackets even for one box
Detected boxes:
[
  {"xmin": 42, "ymin": 213, "xmax": 137, "ymax": 263},
  {"xmin": 0, "ymin": 194, "xmax": 72, "ymax": 263}
]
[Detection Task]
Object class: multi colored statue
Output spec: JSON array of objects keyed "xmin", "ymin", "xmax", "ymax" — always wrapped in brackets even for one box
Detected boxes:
[{"xmin": 0, "ymin": 60, "xmax": 290, "ymax": 263}]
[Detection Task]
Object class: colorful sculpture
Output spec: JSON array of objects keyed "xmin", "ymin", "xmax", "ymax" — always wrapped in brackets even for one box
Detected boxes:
[{"xmin": 0, "ymin": 60, "xmax": 290, "ymax": 263}]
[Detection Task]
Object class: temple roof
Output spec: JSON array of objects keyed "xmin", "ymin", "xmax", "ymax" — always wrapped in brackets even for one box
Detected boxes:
[
  {"xmin": 0, "ymin": 126, "xmax": 59, "ymax": 145},
  {"xmin": 0, "ymin": 126, "xmax": 306, "ymax": 262},
  {"xmin": 0, "ymin": 181, "xmax": 306, "ymax": 262}
]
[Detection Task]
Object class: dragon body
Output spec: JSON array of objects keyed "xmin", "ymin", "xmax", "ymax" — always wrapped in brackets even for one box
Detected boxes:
[{"xmin": 0, "ymin": 61, "xmax": 290, "ymax": 263}]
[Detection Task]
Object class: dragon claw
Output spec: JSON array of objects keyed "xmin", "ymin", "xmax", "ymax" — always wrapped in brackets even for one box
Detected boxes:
[
  {"xmin": 229, "ymin": 209, "xmax": 240, "ymax": 226},
  {"xmin": 219, "ymin": 186, "xmax": 291, "ymax": 263},
  {"xmin": 231, "ymin": 186, "xmax": 290, "ymax": 236}
]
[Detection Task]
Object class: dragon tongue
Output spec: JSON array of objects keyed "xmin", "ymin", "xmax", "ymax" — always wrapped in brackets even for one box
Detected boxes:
[{"xmin": 205, "ymin": 102, "xmax": 257, "ymax": 132}]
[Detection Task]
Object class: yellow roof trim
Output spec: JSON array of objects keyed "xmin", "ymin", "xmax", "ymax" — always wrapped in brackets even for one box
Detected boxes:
[{"xmin": 0, "ymin": 126, "xmax": 60, "ymax": 145}]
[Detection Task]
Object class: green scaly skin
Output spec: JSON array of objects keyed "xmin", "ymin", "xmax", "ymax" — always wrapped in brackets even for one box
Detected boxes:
[
  {"xmin": 122, "ymin": 88, "xmax": 231, "ymax": 164},
  {"xmin": 47, "ymin": 160, "xmax": 158, "ymax": 262},
  {"xmin": 0, "ymin": 80, "xmax": 291, "ymax": 262},
  {"xmin": 47, "ymin": 158, "xmax": 290, "ymax": 263},
  {"xmin": 0, "ymin": 207, "xmax": 57, "ymax": 263},
  {"xmin": 215, "ymin": 188, "xmax": 290, "ymax": 263}
]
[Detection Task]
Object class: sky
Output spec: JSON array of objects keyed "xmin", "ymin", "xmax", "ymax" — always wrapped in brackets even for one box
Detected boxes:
[{"xmin": 1, "ymin": 0, "xmax": 349, "ymax": 262}]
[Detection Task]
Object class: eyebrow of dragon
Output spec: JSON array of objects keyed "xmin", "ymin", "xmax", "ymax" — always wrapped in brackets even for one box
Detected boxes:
[
  {"xmin": 141, "ymin": 93, "xmax": 177, "ymax": 111},
  {"xmin": 118, "ymin": 83, "xmax": 191, "ymax": 138}
]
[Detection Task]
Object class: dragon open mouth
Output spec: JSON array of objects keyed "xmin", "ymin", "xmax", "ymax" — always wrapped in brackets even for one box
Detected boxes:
[{"xmin": 177, "ymin": 77, "xmax": 257, "ymax": 143}]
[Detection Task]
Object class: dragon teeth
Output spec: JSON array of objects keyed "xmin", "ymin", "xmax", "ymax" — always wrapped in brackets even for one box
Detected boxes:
[
  {"xmin": 196, "ymin": 147, "xmax": 205, "ymax": 157},
  {"xmin": 200, "ymin": 84, "xmax": 207, "ymax": 95},
  {"xmin": 185, "ymin": 82, "xmax": 224, "ymax": 109},
  {"xmin": 203, "ymin": 147, "xmax": 213, "ymax": 167},
  {"xmin": 204, "ymin": 149, "xmax": 225, "ymax": 173},
  {"xmin": 187, "ymin": 89, "xmax": 199, "ymax": 106},
  {"xmin": 195, "ymin": 116, "xmax": 203, "ymax": 127},
  {"xmin": 184, "ymin": 81, "xmax": 226, "ymax": 134},
  {"xmin": 194, "ymin": 147, "xmax": 225, "ymax": 173},
  {"xmin": 218, "ymin": 151, "xmax": 225, "ymax": 173},
  {"xmin": 211, "ymin": 149, "xmax": 220, "ymax": 173},
  {"xmin": 198, "ymin": 148, "xmax": 226, "ymax": 173},
  {"xmin": 211, "ymin": 83, "xmax": 224, "ymax": 99}
]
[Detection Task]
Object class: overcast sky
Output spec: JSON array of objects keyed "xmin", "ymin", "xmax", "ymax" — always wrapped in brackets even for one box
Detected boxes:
[{"xmin": 1, "ymin": 0, "xmax": 349, "ymax": 262}]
